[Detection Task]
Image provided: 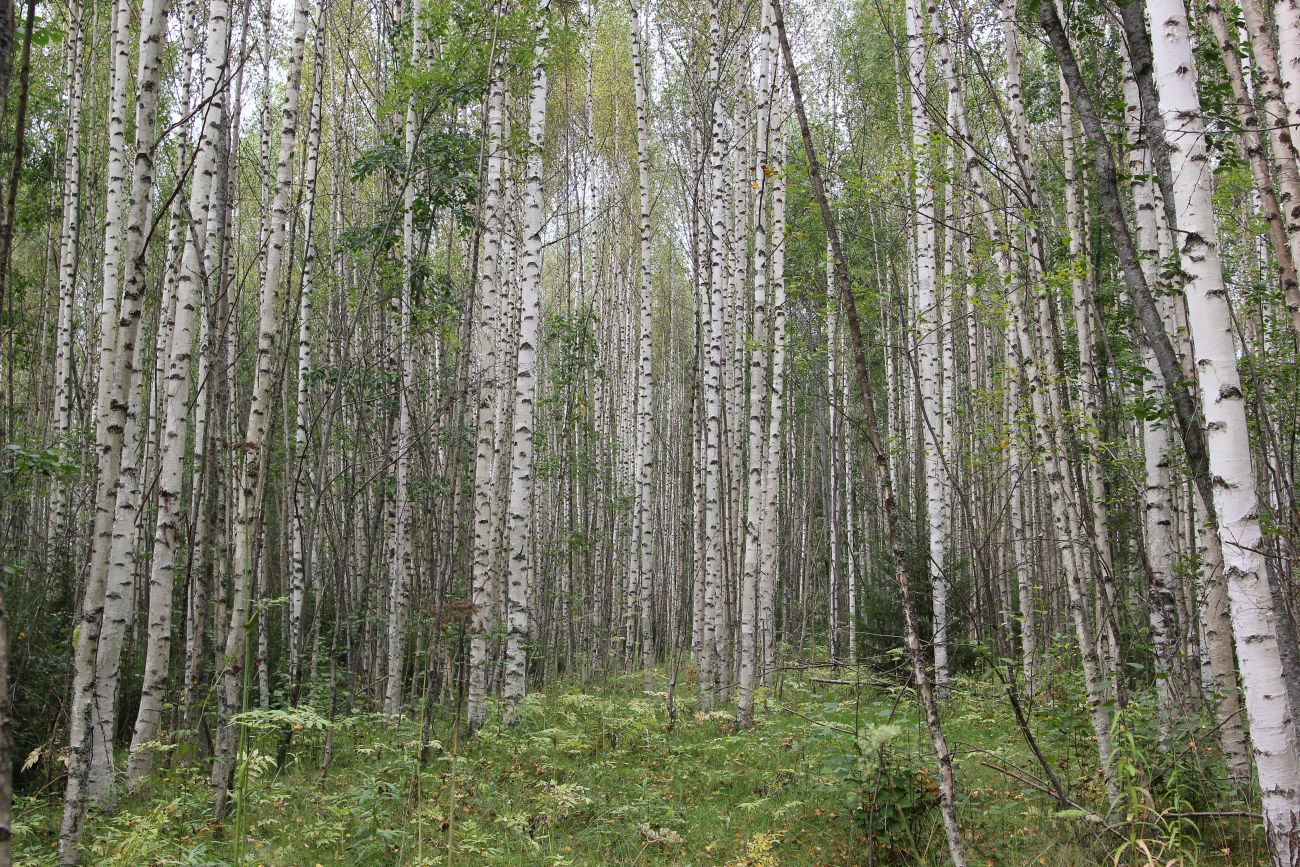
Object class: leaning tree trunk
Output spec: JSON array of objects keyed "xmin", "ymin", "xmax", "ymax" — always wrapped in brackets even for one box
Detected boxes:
[
  {"xmin": 772, "ymin": 1, "xmax": 968, "ymax": 862},
  {"xmin": 1042, "ymin": 1, "xmax": 1300, "ymax": 858},
  {"xmin": 1141, "ymin": 0, "xmax": 1300, "ymax": 855}
]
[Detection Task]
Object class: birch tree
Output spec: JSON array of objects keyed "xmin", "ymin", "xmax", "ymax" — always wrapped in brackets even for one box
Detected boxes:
[
  {"xmin": 213, "ymin": 0, "xmax": 313, "ymax": 817},
  {"xmin": 1143, "ymin": 0, "xmax": 1300, "ymax": 853}
]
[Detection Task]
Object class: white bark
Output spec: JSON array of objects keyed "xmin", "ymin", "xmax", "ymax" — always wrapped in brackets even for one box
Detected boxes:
[
  {"xmin": 469, "ymin": 69, "xmax": 506, "ymax": 731},
  {"xmin": 50, "ymin": 3, "xmax": 86, "ymax": 520},
  {"xmin": 739, "ymin": 0, "xmax": 775, "ymax": 728},
  {"xmin": 384, "ymin": 0, "xmax": 423, "ymax": 718},
  {"xmin": 826, "ymin": 247, "xmax": 842, "ymax": 667},
  {"xmin": 907, "ymin": 0, "xmax": 949, "ymax": 699},
  {"xmin": 57, "ymin": 0, "xmax": 178, "ymax": 855},
  {"xmin": 758, "ymin": 98, "xmax": 787, "ymax": 690},
  {"xmin": 1273, "ymin": 0, "xmax": 1300, "ymax": 161},
  {"xmin": 628, "ymin": 0, "xmax": 656, "ymax": 694},
  {"xmin": 213, "ymin": 0, "xmax": 312, "ymax": 814},
  {"xmin": 289, "ymin": 10, "xmax": 325, "ymax": 706},
  {"xmin": 1146, "ymin": 0, "xmax": 1300, "ymax": 854},
  {"xmin": 1124, "ymin": 69, "xmax": 1184, "ymax": 737},
  {"xmin": 700, "ymin": 0, "xmax": 727, "ymax": 711},
  {"xmin": 503, "ymin": 0, "xmax": 550, "ymax": 721},
  {"xmin": 89, "ymin": 0, "xmax": 171, "ymax": 795},
  {"xmin": 82, "ymin": 0, "xmax": 135, "ymax": 802}
]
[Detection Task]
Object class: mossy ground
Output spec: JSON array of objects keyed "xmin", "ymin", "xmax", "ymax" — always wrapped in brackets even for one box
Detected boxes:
[{"xmin": 14, "ymin": 665, "xmax": 1265, "ymax": 865}]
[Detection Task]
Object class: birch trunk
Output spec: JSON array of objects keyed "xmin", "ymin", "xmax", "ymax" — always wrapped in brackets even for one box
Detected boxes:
[
  {"xmin": 628, "ymin": 0, "xmax": 655, "ymax": 694},
  {"xmin": 384, "ymin": 0, "xmax": 423, "ymax": 718},
  {"xmin": 288, "ymin": 11, "xmax": 324, "ymax": 708},
  {"xmin": 91, "ymin": 0, "xmax": 170, "ymax": 794},
  {"xmin": 213, "ymin": 0, "xmax": 311, "ymax": 816},
  {"xmin": 699, "ymin": 0, "xmax": 727, "ymax": 712},
  {"xmin": 907, "ymin": 0, "xmax": 949, "ymax": 699},
  {"xmin": 80, "ymin": 0, "xmax": 134, "ymax": 803},
  {"xmin": 739, "ymin": 0, "xmax": 774, "ymax": 727},
  {"xmin": 1144, "ymin": 0, "xmax": 1300, "ymax": 853},
  {"xmin": 469, "ymin": 68, "xmax": 506, "ymax": 731},
  {"xmin": 825, "ymin": 258, "xmax": 841, "ymax": 668},
  {"xmin": 58, "ymin": 0, "xmax": 188, "ymax": 856},
  {"xmin": 503, "ymin": 0, "xmax": 550, "ymax": 721},
  {"xmin": 50, "ymin": 5, "xmax": 86, "ymax": 535}
]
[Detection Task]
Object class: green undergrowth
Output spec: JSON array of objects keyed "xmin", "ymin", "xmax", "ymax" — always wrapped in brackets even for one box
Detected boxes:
[{"xmin": 14, "ymin": 666, "xmax": 1267, "ymax": 865}]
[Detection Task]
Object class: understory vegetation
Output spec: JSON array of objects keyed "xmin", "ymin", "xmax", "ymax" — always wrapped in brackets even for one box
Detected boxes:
[
  {"xmin": 8, "ymin": 0, "xmax": 1300, "ymax": 861},
  {"xmin": 14, "ymin": 665, "xmax": 1265, "ymax": 865}
]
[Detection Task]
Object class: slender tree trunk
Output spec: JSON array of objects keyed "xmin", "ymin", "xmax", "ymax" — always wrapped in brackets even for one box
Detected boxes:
[
  {"xmin": 89, "ymin": 0, "xmax": 171, "ymax": 796},
  {"xmin": 771, "ymin": 3, "xmax": 968, "ymax": 861},
  {"xmin": 78, "ymin": 0, "xmax": 134, "ymax": 804},
  {"xmin": 288, "ymin": 9, "xmax": 325, "ymax": 712},
  {"xmin": 503, "ymin": 0, "xmax": 550, "ymax": 722},
  {"xmin": 739, "ymin": 0, "xmax": 774, "ymax": 727},
  {"xmin": 385, "ymin": 0, "xmax": 423, "ymax": 718},
  {"xmin": 906, "ymin": 0, "xmax": 950, "ymax": 700},
  {"xmin": 58, "ymin": 0, "xmax": 190, "ymax": 856},
  {"xmin": 758, "ymin": 100, "xmax": 787, "ymax": 691},
  {"xmin": 628, "ymin": 0, "xmax": 656, "ymax": 694},
  {"xmin": 469, "ymin": 67, "xmax": 506, "ymax": 732},
  {"xmin": 699, "ymin": 0, "xmax": 727, "ymax": 712},
  {"xmin": 213, "ymin": 0, "xmax": 311, "ymax": 817}
]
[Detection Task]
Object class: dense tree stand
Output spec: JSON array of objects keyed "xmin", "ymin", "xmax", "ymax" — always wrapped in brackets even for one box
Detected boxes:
[{"xmin": 6, "ymin": 0, "xmax": 1300, "ymax": 864}]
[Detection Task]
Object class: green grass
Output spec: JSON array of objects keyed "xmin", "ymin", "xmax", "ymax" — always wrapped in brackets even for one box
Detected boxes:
[{"xmin": 14, "ymin": 665, "xmax": 1268, "ymax": 865}]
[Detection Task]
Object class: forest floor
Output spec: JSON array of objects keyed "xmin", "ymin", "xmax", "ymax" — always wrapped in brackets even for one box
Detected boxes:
[{"xmin": 15, "ymin": 664, "xmax": 1265, "ymax": 866}]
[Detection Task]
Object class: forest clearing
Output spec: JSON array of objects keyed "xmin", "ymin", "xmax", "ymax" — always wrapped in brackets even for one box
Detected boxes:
[{"xmin": 2, "ymin": 0, "xmax": 1300, "ymax": 862}]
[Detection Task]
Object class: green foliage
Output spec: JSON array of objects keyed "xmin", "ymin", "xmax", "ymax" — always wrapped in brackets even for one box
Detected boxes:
[
  {"xmin": 1108, "ymin": 716, "xmax": 1205, "ymax": 866},
  {"xmin": 820, "ymin": 722, "xmax": 940, "ymax": 863},
  {"xmin": 3, "ymin": 442, "xmax": 78, "ymax": 485},
  {"xmin": 13, "ymin": 671, "xmax": 1265, "ymax": 865},
  {"xmin": 229, "ymin": 704, "xmax": 333, "ymax": 734}
]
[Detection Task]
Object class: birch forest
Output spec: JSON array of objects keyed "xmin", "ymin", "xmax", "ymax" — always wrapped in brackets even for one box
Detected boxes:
[{"xmin": 5, "ymin": 0, "xmax": 1300, "ymax": 862}]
